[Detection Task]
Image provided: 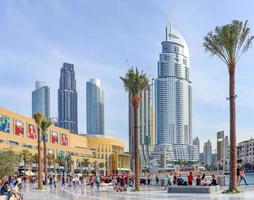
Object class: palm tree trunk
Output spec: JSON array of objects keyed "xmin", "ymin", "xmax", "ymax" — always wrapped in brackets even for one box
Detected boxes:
[
  {"xmin": 43, "ymin": 137, "xmax": 47, "ymax": 185},
  {"xmin": 229, "ymin": 67, "xmax": 237, "ymax": 191},
  {"xmin": 133, "ymin": 95, "xmax": 140, "ymax": 191},
  {"xmin": 37, "ymin": 128, "xmax": 43, "ymax": 189}
]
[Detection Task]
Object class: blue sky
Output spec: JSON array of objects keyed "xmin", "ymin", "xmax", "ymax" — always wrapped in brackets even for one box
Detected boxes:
[{"xmin": 1, "ymin": 0, "xmax": 254, "ymax": 151}]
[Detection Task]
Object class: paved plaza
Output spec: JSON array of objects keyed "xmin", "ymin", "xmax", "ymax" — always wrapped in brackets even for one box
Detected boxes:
[{"xmin": 22, "ymin": 184, "xmax": 254, "ymax": 200}]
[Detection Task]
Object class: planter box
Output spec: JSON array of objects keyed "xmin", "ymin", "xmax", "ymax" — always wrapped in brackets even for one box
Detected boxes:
[{"xmin": 168, "ymin": 185, "xmax": 221, "ymax": 193}]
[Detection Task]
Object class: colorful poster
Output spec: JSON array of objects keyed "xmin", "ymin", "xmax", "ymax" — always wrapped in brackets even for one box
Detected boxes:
[
  {"xmin": 61, "ymin": 133, "xmax": 68, "ymax": 146},
  {"xmin": 28, "ymin": 124, "xmax": 37, "ymax": 139},
  {"xmin": 51, "ymin": 131, "xmax": 58, "ymax": 144},
  {"xmin": 15, "ymin": 120, "xmax": 24, "ymax": 136},
  {"xmin": 0, "ymin": 114, "xmax": 10, "ymax": 133}
]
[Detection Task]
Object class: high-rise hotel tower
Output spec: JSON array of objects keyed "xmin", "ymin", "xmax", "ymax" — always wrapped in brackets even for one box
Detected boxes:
[
  {"xmin": 86, "ymin": 79, "xmax": 104, "ymax": 135},
  {"xmin": 32, "ymin": 81, "xmax": 50, "ymax": 118},
  {"xmin": 150, "ymin": 23, "xmax": 197, "ymax": 166},
  {"xmin": 58, "ymin": 63, "xmax": 78, "ymax": 134},
  {"xmin": 155, "ymin": 23, "xmax": 192, "ymax": 145}
]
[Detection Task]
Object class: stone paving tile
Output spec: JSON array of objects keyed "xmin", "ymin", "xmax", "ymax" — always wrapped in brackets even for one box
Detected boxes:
[{"xmin": 22, "ymin": 184, "xmax": 254, "ymax": 200}]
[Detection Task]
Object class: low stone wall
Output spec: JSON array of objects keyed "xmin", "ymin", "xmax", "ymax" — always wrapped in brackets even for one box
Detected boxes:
[{"xmin": 168, "ymin": 185, "xmax": 221, "ymax": 193}]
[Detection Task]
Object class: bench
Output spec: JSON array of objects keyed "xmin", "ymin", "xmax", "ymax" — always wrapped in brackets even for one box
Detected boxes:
[{"xmin": 168, "ymin": 185, "xmax": 221, "ymax": 193}]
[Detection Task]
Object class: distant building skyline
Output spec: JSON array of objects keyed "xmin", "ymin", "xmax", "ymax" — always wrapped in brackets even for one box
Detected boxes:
[
  {"xmin": 193, "ymin": 137, "xmax": 200, "ymax": 155},
  {"xmin": 58, "ymin": 63, "xmax": 78, "ymax": 134},
  {"xmin": 2, "ymin": 1, "xmax": 254, "ymax": 152},
  {"xmin": 86, "ymin": 79, "xmax": 104, "ymax": 135},
  {"xmin": 32, "ymin": 81, "xmax": 50, "ymax": 118},
  {"xmin": 217, "ymin": 131, "xmax": 225, "ymax": 165},
  {"xmin": 237, "ymin": 138, "xmax": 254, "ymax": 165},
  {"xmin": 203, "ymin": 140, "xmax": 212, "ymax": 165}
]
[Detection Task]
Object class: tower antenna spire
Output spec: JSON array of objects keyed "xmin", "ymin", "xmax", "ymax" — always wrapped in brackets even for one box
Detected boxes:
[
  {"xmin": 169, "ymin": 16, "xmax": 172, "ymax": 39},
  {"xmin": 166, "ymin": 16, "xmax": 172, "ymax": 41}
]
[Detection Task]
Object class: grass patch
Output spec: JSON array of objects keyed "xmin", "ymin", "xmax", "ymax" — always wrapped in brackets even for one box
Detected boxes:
[{"xmin": 222, "ymin": 189, "xmax": 241, "ymax": 194}]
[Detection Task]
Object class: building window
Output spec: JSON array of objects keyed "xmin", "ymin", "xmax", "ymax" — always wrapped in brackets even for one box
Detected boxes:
[
  {"xmin": 9, "ymin": 140, "xmax": 19, "ymax": 146},
  {"xmin": 183, "ymin": 59, "xmax": 187, "ymax": 65},
  {"xmin": 23, "ymin": 144, "xmax": 33, "ymax": 149},
  {"xmin": 174, "ymin": 46, "xmax": 179, "ymax": 53}
]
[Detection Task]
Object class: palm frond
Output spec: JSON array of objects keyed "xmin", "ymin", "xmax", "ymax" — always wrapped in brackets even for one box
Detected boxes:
[
  {"xmin": 120, "ymin": 67, "xmax": 149, "ymax": 96},
  {"xmin": 33, "ymin": 112, "xmax": 43, "ymax": 126},
  {"xmin": 203, "ymin": 20, "xmax": 254, "ymax": 67},
  {"xmin": 41, "ymin": 117, "xmax": 54, "ymax": 137}
]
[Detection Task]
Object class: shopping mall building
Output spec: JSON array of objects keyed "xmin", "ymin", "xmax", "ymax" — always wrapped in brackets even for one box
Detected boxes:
[{"xmin": 0, "ymin": 108, "xmax": 130, "ymax": 175}]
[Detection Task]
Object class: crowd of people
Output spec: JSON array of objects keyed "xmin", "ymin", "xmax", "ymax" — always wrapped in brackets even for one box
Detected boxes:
[
  {"xmin": 86, "ymin": 174, "xmax": 135, "ymax": 192},
  {"xmin": 0, "ymin": 176, "xmax": 23, "ymax": 200},
  {"xmin": 143, "ymin": 172, "xmax": 219, "ymax": 189},
  {"xmin": 0, "ymin": 166, "xmax": 250, "ymax": 199}
]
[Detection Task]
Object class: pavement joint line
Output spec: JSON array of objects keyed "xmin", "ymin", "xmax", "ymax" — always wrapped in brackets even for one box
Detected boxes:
[{"xmin": 62, "ymin": 186, "xmax": 106, "ymax": 200}]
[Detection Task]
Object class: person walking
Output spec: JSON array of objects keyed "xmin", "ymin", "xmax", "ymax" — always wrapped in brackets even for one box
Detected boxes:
[
  {"xmin": 89, "ymin": 176, "xmax": 95, "ymax": 189},
  {"xmin": 164, "ymin": 174, "xmax": 172, "ymax": 190},
  {"xmin": 237, "ymin": 166, "xmax": 241, "ymax": 185},
  {"xmin": 239, "ymin": 167, "xmax": 248, "ymax": 186},
  {"xmin": 155, "ymin": 175, "xmax": 160, "ymax": 186},
  {"xmin": 147, "ymin": 174, "xmax": 151, "ymax": 186},
  {"xmin": 95, "ymin": 175, "xmax": 100, "ymax": 190},
  {"xmin": 61, "ymin": 176, "xmax": 65, "ymax": 186},
  {"xmin": 53, "ymin": 176, "xmax": 57, "ymax": 188}
]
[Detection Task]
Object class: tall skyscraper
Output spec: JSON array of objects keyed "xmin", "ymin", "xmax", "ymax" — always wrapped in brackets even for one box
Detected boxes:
[
  {"xmin": 32, "ymin": 81, "xmax": 50, "ymax": 117},
  {"xmin": 58, "ymin": 63, "xmax": 78, "ymax": 134},
  {"xmin": 193, "ymin": 137, "xmax": 200, "ymax": 155},
  {"xmin": 86, "ymin": 79, "xmax": 104, "ymax": 135},
  {"xmin": 155, "ymin": 23, "xmax": 192, "ymax": 145},
  {"xmin": 150, "ymin": 22, "xmax": 197, "ymax": 166},
  {"xmin": 204, "ymin": 140, "xmax": 212, "ymax": 165},
  {"xmin": 217, "ymin": 131, "xmax": 225, "ymax": 165},
  {"xmin": 129, "ymin": 83, "xmax": 155, "ymax": 170}
]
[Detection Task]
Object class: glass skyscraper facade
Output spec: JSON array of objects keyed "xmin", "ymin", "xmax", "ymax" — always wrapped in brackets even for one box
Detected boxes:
[
  {"xmin": 86, "ymin": 79, "xmax": 104, "ymax": 135},
  {"xmin": 155, "ymin": 24, "xmax": 192, "ymax": 145},
  {"xmin": 58, "ymin": 63, "xmax": 78, "ymax": 134},
  {"xmin": 204, "ymin": 140, "xmax": 212, "ymax": 165},
  {"xmin": 150, "ymin": 23, "xmax": 197, "ymax": 166},
  {"xmin": 32, "ymin": 81, "xmax": 50, "ymax": 118}
]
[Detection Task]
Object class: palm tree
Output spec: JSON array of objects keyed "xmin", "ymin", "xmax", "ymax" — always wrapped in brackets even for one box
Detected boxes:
[
  {"xmin": 32, "ymin": 153, "xmax": 38, "ymax": 169},
  {"xmin": 120, "ymin": 67, "xmax": 149, "ymax": 191},
  {"xmin": 82, "ymin": 158, "xmax": 90, "ymax": 175},
  {"xmin": 65, "ymin": 155, "xmax": 74, "ymax": 174},
  {"xmin": 203, "ymin": 20, "xmax": 254, "ymax": 191},
  {"xmin": 47, "ymin": 154, "xmax": 55, "ymax": 175},
  {"xmin": 55, "ymin": 155, "xmax": 64, "ymax": 174},
  {"xmin": 19, "ymin": 149, "xmax": 32, "ymax": 176},
  {"xmin": 99, "ymin": 162, "xmax": 105, "ymax": 175},
  {"xmin": 99, "ymin": 162, "xmax": 105, "ymax": 169},
  {"xmin": 41, "ymin": 117, "xmax": 54, "ymax": 185},
  {"xmin": 33, "ymin": 112, "xmax": 43, "ymax": 189}
]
